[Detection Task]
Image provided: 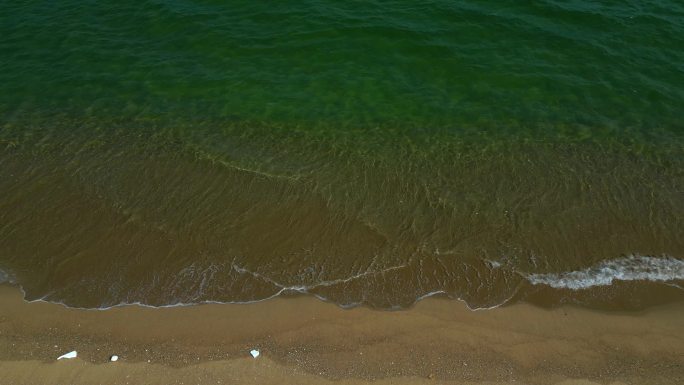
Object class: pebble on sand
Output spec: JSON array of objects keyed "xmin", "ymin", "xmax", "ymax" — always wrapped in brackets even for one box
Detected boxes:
[
  {"xmin": 250, "ymin": 349, "xmax": 260, "ymax": 358},
  {"xmin": 110, "ymin": 355, "xmax": 119, "ymax": 362},
  {"xmin": 57, "ymin": 351, "xmax": 77, "ymax": 360}
]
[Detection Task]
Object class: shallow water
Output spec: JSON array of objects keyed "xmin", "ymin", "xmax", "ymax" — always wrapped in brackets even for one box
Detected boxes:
[{"xmin": 1, "ymin": 1, "xmax": 683, "ymax": 309}]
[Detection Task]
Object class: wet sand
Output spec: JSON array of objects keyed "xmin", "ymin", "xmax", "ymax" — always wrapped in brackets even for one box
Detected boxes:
[{"xmin": 0, "ymin": 284, "xmax": 682, "ymax": 385}]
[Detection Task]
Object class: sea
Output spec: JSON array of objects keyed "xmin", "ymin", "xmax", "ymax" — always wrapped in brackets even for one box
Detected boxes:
[{"xmin": 1, "ymin": 0, "xmax": 683, "ymax": 310}]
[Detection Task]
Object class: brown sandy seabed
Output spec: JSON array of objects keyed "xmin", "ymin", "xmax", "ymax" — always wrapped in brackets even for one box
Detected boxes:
[{"xmin": 0, "ymin": 285, "xmax": 682, "ymax": 385}]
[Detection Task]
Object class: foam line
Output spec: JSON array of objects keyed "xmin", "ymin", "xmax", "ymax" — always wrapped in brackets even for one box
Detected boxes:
[
  {"xmin": 230, "ymin": 263, "xmax": 408, "ymax": 291},
  {"xmin": 525, "ymin": 255, "xmax": 684, "ymax": 290}
]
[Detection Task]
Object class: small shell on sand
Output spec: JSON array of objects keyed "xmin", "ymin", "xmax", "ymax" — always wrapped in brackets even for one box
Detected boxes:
[{"xmin": 57, "ymin": 351, "xmax": 77, "ymax": 360}]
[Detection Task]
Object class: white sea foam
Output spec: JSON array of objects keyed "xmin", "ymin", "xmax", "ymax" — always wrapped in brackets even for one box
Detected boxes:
[
  {"xmin": 525, "ymin": 255, "xmax": 684, "ymax": 290},
  {"xmin": 230, "ymin": 263, "xmax": 408, "ymax": 292},
  {"xmin": 17, "ymin": 255, "xmax": 683, "ymax": 311},
  {"xmin": 0, "ymin": 269, "xmax": 12, "ymax": 284}
]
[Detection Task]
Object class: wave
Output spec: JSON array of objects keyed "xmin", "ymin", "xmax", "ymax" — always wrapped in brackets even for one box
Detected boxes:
[
  {"xmin": 4, "ymin": 255, "xmax": 684, "ymax": 311},
  {"xmin": 524, "ymin": 255, "xmax": 684, "ymax": 290}
]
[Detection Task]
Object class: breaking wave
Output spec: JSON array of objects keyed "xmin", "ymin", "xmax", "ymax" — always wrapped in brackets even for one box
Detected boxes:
[{"xmin": 525, "ymin": 255, "xmax": 684, "ymax": 290}]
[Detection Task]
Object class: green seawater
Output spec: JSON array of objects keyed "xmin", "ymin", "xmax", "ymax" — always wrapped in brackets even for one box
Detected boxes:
[{"xmin": 0, "ymin": 1, "xmax": 683, "ymax": 309}]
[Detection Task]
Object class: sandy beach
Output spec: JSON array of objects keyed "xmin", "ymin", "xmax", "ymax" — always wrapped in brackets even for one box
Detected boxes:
[
  {"xmin": 3, "ymin": 1, "xmax": 684, "ymax": 384},
  {"xmin": 0, "ymin": 284, "xmax": 682, "ymax": 384}
]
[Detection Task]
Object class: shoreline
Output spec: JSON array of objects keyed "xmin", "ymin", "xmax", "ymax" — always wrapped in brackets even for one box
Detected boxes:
[{"xmin": 1, "ymin": 285, "xmax": 683, "ymax": 384}]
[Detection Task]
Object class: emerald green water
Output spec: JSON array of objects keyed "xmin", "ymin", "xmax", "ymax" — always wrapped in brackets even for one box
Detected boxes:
[
  {"xmin": 3, "ymin": 0, "xmax": 684, "ymax": 129},
  {"xmin": 0, "ymin": 1, "xmax": 683, "ymax": 309}
]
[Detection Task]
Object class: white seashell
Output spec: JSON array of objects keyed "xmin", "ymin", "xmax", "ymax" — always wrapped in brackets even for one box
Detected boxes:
[{"xmin": 57, "ymin": 351, "xmax": 77, "ymax": 360}]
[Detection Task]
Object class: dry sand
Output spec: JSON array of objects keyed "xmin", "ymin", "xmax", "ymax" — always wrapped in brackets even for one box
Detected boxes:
[{"xmin": 0, "ymin": 284, "xmax": 682, "ymax": 384}]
